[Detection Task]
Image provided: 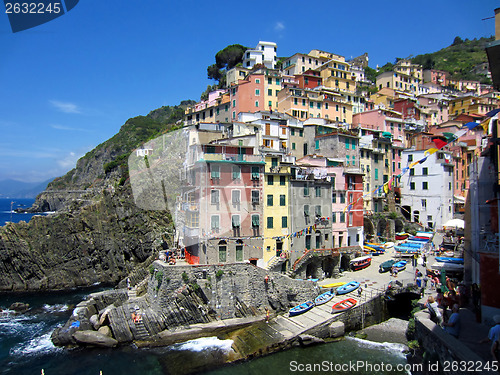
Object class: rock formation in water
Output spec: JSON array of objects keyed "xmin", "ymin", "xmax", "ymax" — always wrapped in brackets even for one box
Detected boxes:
[{"xmin": 51, "ymin": 262, "xmax": 318, "ymax": 348}]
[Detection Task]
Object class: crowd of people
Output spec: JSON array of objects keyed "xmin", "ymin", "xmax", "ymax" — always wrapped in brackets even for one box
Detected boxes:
[{"xmin": 423, "ymin": 271, "xmax": 499, "ymax": 362}]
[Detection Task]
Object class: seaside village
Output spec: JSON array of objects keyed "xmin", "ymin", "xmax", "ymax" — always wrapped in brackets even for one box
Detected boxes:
[{"xmin": 127, "ymin": 37, "xmax": 500, "ymax": 356}]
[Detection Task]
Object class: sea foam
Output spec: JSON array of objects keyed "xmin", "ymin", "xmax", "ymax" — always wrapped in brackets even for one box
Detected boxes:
[
  {"xmin": 174, "ymin": 336, "xmax": 234, "ymax": 353},
  {"xmin": 9, "ymin": 332, "xmax": 62, "ymax": 357}
]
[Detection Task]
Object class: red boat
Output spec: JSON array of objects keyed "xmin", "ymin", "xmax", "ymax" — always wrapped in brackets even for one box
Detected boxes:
[
  {"xmin": 350, "ymin": 256, "xmax": 371, "ymax": 271},
  {"xmin": 332, "ymin": 298, "xmax": 357, "ymax": 313},
  {"xmin": 395, "ymin": 233, "xmax": 409, "ymax": 240}
]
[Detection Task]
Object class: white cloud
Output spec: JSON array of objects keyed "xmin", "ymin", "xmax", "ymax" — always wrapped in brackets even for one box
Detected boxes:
[
  {"xmin": 49, "ymin": 100, "xmax": 82, "ymax": 114},
  {"xmin": 274, "ymin": 22, "xmax": 285, "ymax": 31},
  {"xmin": 57, "ymin": 151, "xmax": 80, "ymax": 169},
  {"xmin": 50, "ymin": 124, "xmax": 88, "ymax": 132}
]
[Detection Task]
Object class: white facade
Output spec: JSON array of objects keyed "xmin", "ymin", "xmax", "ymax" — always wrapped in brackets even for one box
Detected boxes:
[
  {"xmin": 242, "ymin": 41, "xmax": 277, "ymax": 69},
  {"xmin": 400, "ymin": 150, "xmax": 454, "ymax": 230}
]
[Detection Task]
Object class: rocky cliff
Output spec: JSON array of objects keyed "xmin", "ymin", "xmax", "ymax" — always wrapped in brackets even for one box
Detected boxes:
[
  {"xmin": 0, "ymin": 104, "xmax": 192, "ymax": 292},
  {"xmin": 0, "ymin": 185, "xmax": 172, "ymax": 291}
]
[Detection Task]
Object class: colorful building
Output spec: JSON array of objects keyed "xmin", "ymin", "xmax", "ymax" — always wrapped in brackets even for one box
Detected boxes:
[{"xmin": 262, "ymin": 153, "xmax": 293, "ymax": 270}]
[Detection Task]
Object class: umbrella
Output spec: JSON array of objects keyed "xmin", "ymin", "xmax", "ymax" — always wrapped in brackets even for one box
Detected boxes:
[{"xmin": 443, "ymin": 219, "xmax": 465, "ymax": 229}]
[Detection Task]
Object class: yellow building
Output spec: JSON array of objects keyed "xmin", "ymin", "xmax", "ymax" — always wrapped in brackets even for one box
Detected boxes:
[
  {"xmin": 318, "ymin": 58, "xmax": 357, "ymax": 94},
  {"xmin": 262, "ymin": 154, "xmax": 292, "ymax": 271},
  {"xmin": 394, "ymin": 59, "xmax": 423, "ymax": 83},
  {"xmin": 376, "ymin": 70, "xmax": 420, "ymax": 94},
  {"xmin": 263, "ymin": 69, "xmax": 282, "ymax": 112},
  {"xmin": 448, "ymin": 95, "xmax": 498, "ymax": 117}
]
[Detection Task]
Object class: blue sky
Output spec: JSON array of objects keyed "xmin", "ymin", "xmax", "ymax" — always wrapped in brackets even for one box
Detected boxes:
[{"xmin": 0, "ymin": 0, "xmax": 497, "ymax": 182}]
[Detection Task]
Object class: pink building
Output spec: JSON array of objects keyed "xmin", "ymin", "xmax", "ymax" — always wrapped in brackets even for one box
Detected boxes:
[
  {"xmin": 423, "ymin": 69, "xmax": 449, "ymax": 87},
  {"xmin": 352, "ymin": 108, "xmax": 405, "ymax": 146},
  {"xmin": 229, "ymin": 74, "xmax": 266, "ymax": 120}
]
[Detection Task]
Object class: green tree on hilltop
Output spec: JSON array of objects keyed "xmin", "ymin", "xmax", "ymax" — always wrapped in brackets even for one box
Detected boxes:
[{"xmin": 207, "ymin": 44, "xmax": 248, "ymax": 87}]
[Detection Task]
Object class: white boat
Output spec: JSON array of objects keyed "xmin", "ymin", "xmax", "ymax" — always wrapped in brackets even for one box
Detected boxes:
[{"xmin": 430, "ymin": 262, "xmax": 464, "ymax": 272}]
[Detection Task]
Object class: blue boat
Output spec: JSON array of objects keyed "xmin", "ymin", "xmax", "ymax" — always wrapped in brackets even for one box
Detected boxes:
[
  {"xmin": 314, "ymin": 290, "xmax": 335, "ymax": 306},
  {"xmin": 289, "ymin": 301, "xmax": 315, "ymax": 316},
  {"xmin": 395, "ymin": 246, "xmax": 418, "ymax": 253},
  {"xmin": 398, "ymin": 242, "xmax": 423, "ymax": 248},
  {"xmin": 435, "ymin": 257, "xmax": 464, "ymax": 264},
  {"xmin": 336, "ymin": 281, "xmax": 360, "ymax": 295},
  {"xmin": 393, "ymin": 260, "xmax": 407, "ymax": 271}
]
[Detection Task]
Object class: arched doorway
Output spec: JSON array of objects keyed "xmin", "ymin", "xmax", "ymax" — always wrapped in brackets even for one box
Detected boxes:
[
  {"xmin": 376, "ymin": 218, "xmax": 387, "ymax": 237},
  {"xmin": 394, "ymin": 218, "xmax": 405, "ymax": 233},
  {"xmin": 401, "ymin": 205, "xmax": 411, "ymax": 221},
  {"xmin": 364, "ymin": 217, "xmax": 375, "ymax": 237}
]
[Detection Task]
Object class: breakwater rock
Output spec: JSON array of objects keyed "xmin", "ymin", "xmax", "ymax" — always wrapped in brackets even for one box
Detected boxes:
[
  {"xmin": 52, "ymin": 263, "xmax": 318, "ymax": 347},
  {"xmin": 0, "ymin": 186, "xmax": 172, "ymax": 292}
]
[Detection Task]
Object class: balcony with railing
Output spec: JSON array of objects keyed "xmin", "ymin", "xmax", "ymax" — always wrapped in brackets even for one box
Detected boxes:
[{"xmin": 201, "ymin": 153, "xmax": 265, "ymax": 164}]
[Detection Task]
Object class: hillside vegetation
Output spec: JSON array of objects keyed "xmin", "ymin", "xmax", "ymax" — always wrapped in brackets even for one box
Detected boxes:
[
  {"xmin": 48, "ymin": 101, "xmax": 195, "ymax": 192},
  {"xmin": 411, "ymin": 36, "xmax": 493, "ymax": 83}
]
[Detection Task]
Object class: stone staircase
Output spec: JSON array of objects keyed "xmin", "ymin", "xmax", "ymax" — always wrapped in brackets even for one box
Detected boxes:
[
  {"xmin": 127, "ymin": 303, "xmax": 150, "ymax": 340},
  {"xmin": 265, "ymin": 255, "xmax": 287, "ymax": 271}
]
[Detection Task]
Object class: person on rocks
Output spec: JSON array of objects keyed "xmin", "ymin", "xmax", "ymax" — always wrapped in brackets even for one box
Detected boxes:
[{"xmin": 443, "ymin": 304, "xmax": 460, "ymax": 338}]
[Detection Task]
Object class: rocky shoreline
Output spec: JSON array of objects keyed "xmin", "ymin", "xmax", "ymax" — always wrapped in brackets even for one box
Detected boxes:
[{"xmin": 51, "ymin": 262, "xmax": 318, "ymax": 348}]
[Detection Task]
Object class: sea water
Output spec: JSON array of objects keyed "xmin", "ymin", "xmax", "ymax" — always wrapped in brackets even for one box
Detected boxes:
[
  {"xmin": 0, "ymin": 198, "xmax": 48, "ymax": 227},
  {"xmin": 0, "ymin": 286, "xmax": 412, "ymax": 375}
]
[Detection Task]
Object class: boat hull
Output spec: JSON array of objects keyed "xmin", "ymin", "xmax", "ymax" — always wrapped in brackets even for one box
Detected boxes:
[
  {"xmin": 314, "ymin": 291, "xmax": 335, "ymax": 306},
  {"xmin": 320, "ymin": 282, "xmax": 346, "ymax": 288},
  {"xmin": 332, "ymin": 298, "xmax": 357, "ymax": 313},
  {"xmin": 289, "ymin": 301, "xmax": 314, "ymax": 316},
  {"xmin": 336, "ymin": 281, "xmax": 360, "ymax": 295}
]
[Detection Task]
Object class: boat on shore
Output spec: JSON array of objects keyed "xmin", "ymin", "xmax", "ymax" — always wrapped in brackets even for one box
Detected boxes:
[
  {"xmin": 332, "ymin": 298, "xmax": 357, "ymax": 313},
  {"xmin": 314, "ymin": 290, "xmax": 335, "ymax": 306},
  {"xmin": 384, "ymin": 242, "xmax": 395, "ymax": 249},
  {"xmin": 336, "ymin": 281, "xmax": 360, "ymax": 295},
  {"xmin": 395, "ymin": 232, "xmax": 410, "ymax": 240},
  {"xmin": 289, "ymin": 301, "xmax": 315, "ymax": 317},
  {"xmin": 350, "ymin": 256, "xmax": 371, "ymax": 271},
  {"xmin": 392, "ymin": 260, "xmax": 407, "ymax": 271},
  {"xmin": 320, "ymin": 282, "xmax": 346, "ymax": 289},
  {"xmin": 435, "ymin": 257, "xmax": 464, "ymax": 264},
  {"xmin": 379, "ymin": 259, "xmax": 396, "ymax": 273},
  {"xmin": 431, "ymin": 262, "xmax": 464, "ymax": 272}
]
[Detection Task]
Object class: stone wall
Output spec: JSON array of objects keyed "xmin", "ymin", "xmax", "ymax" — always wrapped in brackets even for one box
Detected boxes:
[
  {"xmin": 148, "ymin": 262, "xmax": 318, "ymax": 320},
  {"xmin": 414, "ymin": 311, "xmax": 497, "ymax": 375},
  {"xmin": 303, "ymin": 293, "xmax": 388, "ymax": 338}
]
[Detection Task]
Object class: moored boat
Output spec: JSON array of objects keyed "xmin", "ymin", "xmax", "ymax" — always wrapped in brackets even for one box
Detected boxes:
[
  {"xmin": 336, "ymin": 281, "xmax": 360, "ymax": 295},
  {"xmin": 332, "ymin": 298, "xmax": 357, "ymax": 313},
  {"xmin": 379, "ymin": 259, "xmax": 396, "ymax": 273},
  {"xmin": 350, "ymin": 256, "xmax": 372, "ymax": 271},
  {"xmin": 289, "ymin": 301, "xmax": 315, "ymax": 317},
  {"xmin": 314, "ymin": 290, "xmax": 335, "ymax": 306}
]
